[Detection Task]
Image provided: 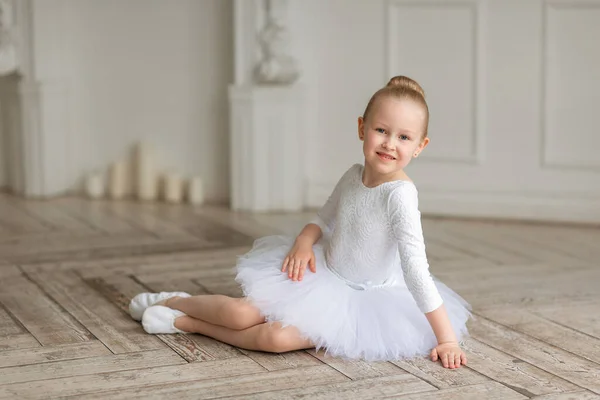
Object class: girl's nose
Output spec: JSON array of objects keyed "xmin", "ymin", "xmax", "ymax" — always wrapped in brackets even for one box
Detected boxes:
[{"xmin": 382, "ymin": 139, "xmax": 396, "ymax": 150}]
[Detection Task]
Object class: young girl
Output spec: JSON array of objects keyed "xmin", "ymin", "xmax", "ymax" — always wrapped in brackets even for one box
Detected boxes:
[{"xmin": 129, "ymin": 76, "xmax": 472, "ymax": 369}]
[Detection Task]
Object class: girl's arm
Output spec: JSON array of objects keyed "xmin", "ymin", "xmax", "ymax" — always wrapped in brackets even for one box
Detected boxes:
[
  {"xmin": 283, "ymin": 165, "xmax": 357, "ymax": 280},
  {"xmin": 425, "ymin": 305, "xmax": 458, "ymax": 345},
  {"xmin": 295, "ymin": 223, "xmax": 323, "ymax": 246},
  {"xmin": 426, "ymin": 306, "xmax": 467, "ymax": 368},
  {"xmin": 389, "ymin": 184, "xmax": 466, "ymax": 369}
]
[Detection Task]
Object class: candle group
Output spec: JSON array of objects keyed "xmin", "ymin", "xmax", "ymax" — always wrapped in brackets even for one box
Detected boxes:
[{"xmin": 83, "ymin": 141, "xmax": 204, "ymax": 205}]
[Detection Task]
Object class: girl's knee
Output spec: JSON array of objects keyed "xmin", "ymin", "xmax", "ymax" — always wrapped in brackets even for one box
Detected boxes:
[
  {"xmin": 256, "ymin": 325, "xmax": 308, "ymax": 353},
  {"xmin": 220, "ymin": 298, "xmax": 262, "ymax": 330}
]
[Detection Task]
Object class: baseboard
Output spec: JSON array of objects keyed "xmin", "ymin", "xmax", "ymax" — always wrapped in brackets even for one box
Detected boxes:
[{"xmin": 306, "ymin": 183, "xmax": 600, "ymax": 224}]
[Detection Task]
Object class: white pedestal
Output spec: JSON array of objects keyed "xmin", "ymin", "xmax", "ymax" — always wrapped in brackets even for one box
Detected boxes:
[
  {"xmin": 0, "ymin": 1, "xmax": 72, "ymax": 198},
  {"xmin": 228, "ymin": 85, "xmax": 305, "ymax": 212}
]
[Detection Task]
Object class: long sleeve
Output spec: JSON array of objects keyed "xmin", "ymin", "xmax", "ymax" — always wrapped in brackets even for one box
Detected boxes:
[
  {"xmin": 310, "ymin": 165, "xmax": 356, "ymax": 236},
  {"xmin": 388, "ymin": 184, "xmax": 443, "ymax": 313}
]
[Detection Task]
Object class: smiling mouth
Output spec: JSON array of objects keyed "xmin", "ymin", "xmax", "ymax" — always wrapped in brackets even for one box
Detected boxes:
[{"xmin": 376, "ymin": 152, "xmax": 396, "ymax": 160}]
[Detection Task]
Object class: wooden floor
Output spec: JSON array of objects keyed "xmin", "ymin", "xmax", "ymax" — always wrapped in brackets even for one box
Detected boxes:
[{"xmin": 0, "ymin": 194, "xmax": 598, "ymax": 399}]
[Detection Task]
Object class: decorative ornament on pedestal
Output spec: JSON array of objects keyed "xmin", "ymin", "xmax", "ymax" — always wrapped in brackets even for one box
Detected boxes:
[{"xmin": 254, "ymin": 0, "xmax": 299, "ymax": 85}]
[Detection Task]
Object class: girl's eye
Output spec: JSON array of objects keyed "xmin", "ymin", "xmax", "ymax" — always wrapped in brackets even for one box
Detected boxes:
[
  {"xmin": 375, "ymin": 128, "xmax": 385, "ymax": 134},
  {"xmin": 400, "ymin": 135, "xmax": 409, "ymax": 140}
]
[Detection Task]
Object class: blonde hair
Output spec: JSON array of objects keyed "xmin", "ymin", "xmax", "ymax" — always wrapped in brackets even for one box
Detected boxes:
[{"xmin": 362, "ymin": 76, "xmax": 430, "ymax": 138}]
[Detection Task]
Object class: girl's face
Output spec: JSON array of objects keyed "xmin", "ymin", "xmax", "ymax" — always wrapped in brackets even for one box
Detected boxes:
[{"xmin": 358, "ymin": 96, "xmax": 429, "ymax": 178}]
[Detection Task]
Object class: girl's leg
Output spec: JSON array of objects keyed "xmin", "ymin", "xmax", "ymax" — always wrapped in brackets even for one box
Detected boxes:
[
  {"xmin": 174, "ymin": 316, "xmax": 314, "ymax": 353},
  {"xmin": 164, "ymin": 295, "xmax": 265, "ymax": 330}
]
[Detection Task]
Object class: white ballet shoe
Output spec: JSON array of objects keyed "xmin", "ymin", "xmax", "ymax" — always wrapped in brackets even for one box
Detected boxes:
[
  {"xmin": 142, "ymin": 305, "xmax": 186, "ymax": 334},
  {"xmin": 128, "ymin": 292, "xmax": 190, "ymax": 321}
]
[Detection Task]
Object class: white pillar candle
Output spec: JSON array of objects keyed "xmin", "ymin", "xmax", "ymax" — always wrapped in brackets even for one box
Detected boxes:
[
  {"xmin": 84, "ymin": 173, "xmax": 104, "ymax": 199},
  {"xmin": 187, "ymin": 176, "xmax": 204, "ymax": 205},
  {"xmin": 108, "ymin": 161, "xmax": 127, "ymax": 200},
  {"xmin": 164, "ymin": 172, "xmax": 183, "ymax": 203},
  {"xmin": 136, "ymin": 141, "xmax": 158, "ymax": 201}
]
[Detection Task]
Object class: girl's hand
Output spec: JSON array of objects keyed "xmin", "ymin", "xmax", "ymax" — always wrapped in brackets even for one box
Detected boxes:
[
  {"xmin": 281, "ymin": 237, "xmax": 316, "ymax": 281},
  {"xmin": 430, "ymin": 342, "xmax": 467, "ymax": 369}
]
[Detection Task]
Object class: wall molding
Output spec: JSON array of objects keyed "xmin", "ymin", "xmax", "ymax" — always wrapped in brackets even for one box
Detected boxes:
[
  {"xmin": 386, "ymin": 0, "xmax": 486, "ymax": 165},
  {"xmin": 540, "ymin": 0, "xmax": 600, "ymax": 171}
]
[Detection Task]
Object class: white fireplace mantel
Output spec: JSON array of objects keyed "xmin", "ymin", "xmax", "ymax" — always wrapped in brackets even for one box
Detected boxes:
[
  {"xmin": 229, "ymin": 0, "xmax": 307, "ymax": 212},
  {"xmin": 0, "ymin": 0, "xmax": 71, "ymax": 198}
]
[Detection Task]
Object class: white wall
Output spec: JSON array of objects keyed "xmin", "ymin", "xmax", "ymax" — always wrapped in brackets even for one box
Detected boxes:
[
  {"xmin": 289, "ymin": 0, "xmax": 390, "ymax": 195},
  {"xmin": 289, "ymin": 0, "xmax": 600, "ymax": 223},
  {"xmin": 63, "ymin": 0, "xmax": 232, "ymax": 202}
]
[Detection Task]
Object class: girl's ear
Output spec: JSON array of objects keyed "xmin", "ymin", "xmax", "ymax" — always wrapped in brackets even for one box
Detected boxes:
[
  {"xmin": 414, "ymin": 137, "xmax": 430, "ymax": 157},
  {"xmin": 358, "ymin": 117, "xmax": 365, "ymax": 141}
]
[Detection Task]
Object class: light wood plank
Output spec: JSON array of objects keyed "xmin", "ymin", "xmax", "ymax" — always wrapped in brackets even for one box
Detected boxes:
[
  {"xmin": 490, "ymin": 223, "xmax": 598, "ymax": 264},
  {"xmin": 461, "ymin": 338, "xmax": 579, "ymax": 396},
  {"xmin": 0, "ymin": 200, "xmax": 51, "ymax": 234},
  {"xmin": 532, "ymin": 392, "xmax": 600, "ymax": 399},
  {"xmin": 443, "ymin": 220, "xmax": 588, "ymax": 267},
  {"xmin": 309, "ymin": 349, "xmax": 407, "ymax": 380},
  {"xmin": 0, "ymin": 349, "xmax": 184, "ymax": 385},
  {"xmin": 239, "ymin": 349, "xmax": 321, "ymax": 371},
  {"xmin": 194, "ymin": 276, "xmax": 243, "ymax": 297},
  {"xmin": 135, "ymin": 265, "xmax": 238, "ymax": 284},
  {"xmin": 27, "ymin": 271, "xmax": 165, "ymax": 353},
  {"xmin": 0, "ymin": 275, "xmax": 93, "ymax": 345},
  {"xmin": 223, "ymin": 374, "xmax": 436, "ymax": 400},
  {"xmin": 0, "ymin": 305, "xmax": 23, "ymax": 336},
  {"xmin": 24, "ymin": 245, "xmax": 251, "ymax": 277},
  {"xmin": 394, "ymin": 381, "xmax": 528, "ymax": 400},
  {"xmin": 470, "ymin": 317, "xmax": 600, "ymax": 394},
  {"xmin": 478, "ymin": 307, "xmax": 600, "ymax": 363},
  {"xmin": 102, "ymin": 200, "xmax": 192, "ymax": 238},
  {"xmin": 0, "ymin": 341, "xmax": 110, "ymax": 368},
  {"xmin": 423, "ymin": 239, "xmax": 471, "ymax": 261},
  {"xmin": 0, "ymin": 334, "xmax": 41, "ymax": 351},
  {"xmin": 0, "ymin": 265, "xmax": 22, "ymax": 278},
  {"xmin": 157, "ymin": 334, "xmax": 221, "ymax": 362},
  {"xmin": 4, "ymin": 197, "xmax": 97, "ymax": 234},
  {"xmin": 53, "ymin": 198, "xmax": 138, "ymax": 234},
  {"xmin": 422, "ymin": 222, "xmax": 533, "ymax": 265},
  {"xmin": 391, "ymin": 355, "xmax": 489, "ymax": 388},
  {"xmin": 0, "ymin": 357, "xmax": 264, "ymax": 399},
  {"xmin": 192, "ymin": 206, "xmax": 280, "ymax": 239},
  {"xmin": 143, "ymin": 278, "xmax": 210, "ymax": 295},
  {"xmin": 78, "ymin": 365, "xmax": 348, "ymax": 400},
  {"xmin": 532, "ymin": 303, "xmax": 600, "ymax": 340},
  {"xmin": 0, "ymin": 233, "xmax": 210, "ymax": 265},
  {"xmin": 183, "ymin": 334, "xmax": 245, "ymax": 361}
]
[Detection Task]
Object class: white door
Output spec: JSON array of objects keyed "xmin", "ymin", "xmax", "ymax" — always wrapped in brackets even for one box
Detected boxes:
[{"xmin": 387, "ymin": 0, "xmax": 600, "ymax": 223}]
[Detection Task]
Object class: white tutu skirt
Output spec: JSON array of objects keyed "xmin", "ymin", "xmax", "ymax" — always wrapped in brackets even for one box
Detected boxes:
[{"xmin": 235, "ymin": 235, "xmax": 472, "ymax": 361}]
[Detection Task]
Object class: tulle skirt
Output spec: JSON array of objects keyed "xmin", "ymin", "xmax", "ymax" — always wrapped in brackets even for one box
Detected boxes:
[{"xmin": 235, "ymin": 235, "xmax": 471, "ymax": 361}]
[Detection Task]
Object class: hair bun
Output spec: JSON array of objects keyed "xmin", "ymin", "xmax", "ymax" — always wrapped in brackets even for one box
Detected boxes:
[{"xmin": 386, "ymin": 76, "xmax": 425, "ymax": 98}]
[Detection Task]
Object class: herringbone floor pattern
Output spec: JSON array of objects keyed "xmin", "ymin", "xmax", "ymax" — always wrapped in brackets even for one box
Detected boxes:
[{"xmin": 0, "ymin": 194, "xmax": 598, "ymax": 399}]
